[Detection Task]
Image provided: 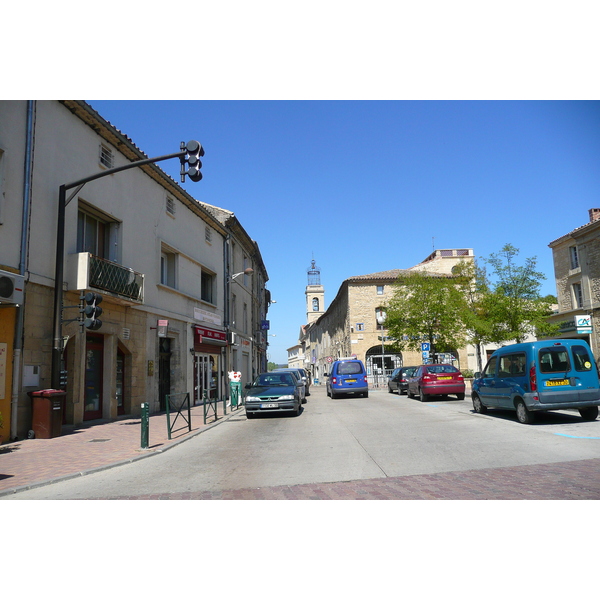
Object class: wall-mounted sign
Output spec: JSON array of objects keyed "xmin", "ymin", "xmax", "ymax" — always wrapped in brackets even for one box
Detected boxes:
[
  {"xmin": 194, "ymin": 307, "xmax": 221, "ymax": 326},
  {"xmin": 193, "ymin": 325, "xmax": 227, "ymax": 346},
  {"xmin": 157, "ymin": 319, "xmax": 168, "ymax": 337},
  {"xmin": 576, "ymin": 315, "xmax": 592, "ymax": 334}
]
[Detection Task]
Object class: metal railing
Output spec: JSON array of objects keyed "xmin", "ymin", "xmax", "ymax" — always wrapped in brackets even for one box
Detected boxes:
[
  {"xmin": 89, "ymin": 254, "xmax": 144, "ymax": 302},
  {"xmin": 165, "ymin": 392, "xmax": 192, "ymax": 439}
]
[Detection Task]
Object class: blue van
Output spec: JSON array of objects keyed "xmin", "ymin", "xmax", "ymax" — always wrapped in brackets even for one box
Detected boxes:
[
  {"xmin": 471, "ymin": 339, "xmax": 600, "ymax": 424},
  {"xmin": 326, "ymin": 359, "xmax": 368, "ymax": 398}
]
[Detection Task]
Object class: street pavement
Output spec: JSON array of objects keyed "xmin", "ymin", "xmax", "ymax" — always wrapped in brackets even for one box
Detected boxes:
[{"xmin": 2, "ymin": 387, "xmax": 600, "ymax": 500}]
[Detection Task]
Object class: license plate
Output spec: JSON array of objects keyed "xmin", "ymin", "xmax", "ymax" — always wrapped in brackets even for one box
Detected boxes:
[
  {"xmin": 261, "ymin": 403, "xmax": 278, "ymax": 408},
  {"xmin": 438, "ymin": 376, "xmax": 452, "ymax": 380},
  {"xmin": 346, "ymin": 379, "xmax": 356, "ymax": 383},
  {"xmin": 545, "ymin": 379, "xmax": 570, "ymax": 387}
]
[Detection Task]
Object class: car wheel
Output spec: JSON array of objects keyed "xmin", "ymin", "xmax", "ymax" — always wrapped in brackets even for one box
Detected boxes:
[
  {"xmin": 407, "ymin": 388, "xmax": 414, "ymax": 399},
  {"xmin": 388, "ymin": 386, "xmax": 394, "ymax": 394},
  {"xmin": 579, "ymin": 406, "xmax": 599, "ymax": 421},
  {"xmin": 246, "ymin": 412, "xmax": 255, "ymax": 419},
  {"xmin": 472, "ymin": 393, "xmax": 487, "ymax": 414},
  {"xmin": 515, "ymin": 400, "xmax": 534, "ymax": 424},
  {"xmin": 419, "ymin": 388, "xmax": 428, "ymax": 402},
  {"xmin": 363, "ymin": 392, "xmax": 369, "ymax": 398},
  {"xmin": 456, "ymin": 393, "xmax": 465, "ymax": 400}
]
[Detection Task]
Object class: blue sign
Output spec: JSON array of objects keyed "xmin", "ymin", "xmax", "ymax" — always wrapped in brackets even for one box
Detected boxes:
[
  {"xmin": 421, "ymin": 342, "xmax": 430, "ymax": 352},
  {"xmin": 261, "ymin": 320, "xmax": 270, "ymax": 330}
]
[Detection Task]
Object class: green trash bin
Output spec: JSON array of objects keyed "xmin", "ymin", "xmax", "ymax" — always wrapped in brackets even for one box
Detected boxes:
[{"xmin": 230, "ymin": 381, "xmax": 242, "ymax": 407}]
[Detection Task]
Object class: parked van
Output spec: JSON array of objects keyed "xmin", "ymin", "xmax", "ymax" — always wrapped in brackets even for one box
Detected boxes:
[
  {"xmin": 471, "ymin": 339, "xmax": 600, "ymax": 424},
  {"xmin": 326, "ymin": 358, "xmax": 368, "ymax": 398}
]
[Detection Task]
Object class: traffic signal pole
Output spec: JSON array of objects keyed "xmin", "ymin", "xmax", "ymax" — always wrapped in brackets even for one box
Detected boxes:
[{"xmin": 51, "ymin": 143, "xmax": 204, "ymax": 389}]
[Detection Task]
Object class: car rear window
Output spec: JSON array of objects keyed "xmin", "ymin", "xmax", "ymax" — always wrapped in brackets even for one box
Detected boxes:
[
  {"xmin": 427, "ymin": 364, "xmax": 459, "ymax": 374},
  {"xmin": 539, "ymin": 347, "xmax": 570, "ymax": 373},
  {"xmin": 572, "ymin": 345, "xmax": 594, "ymax": 372},
  {"xmin": 338, "ymin": 362, "xmax": 363, "ymax": 375}
]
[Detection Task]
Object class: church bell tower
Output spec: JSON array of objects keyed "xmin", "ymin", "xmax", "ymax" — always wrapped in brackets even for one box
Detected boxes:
[{"xmin": 306, "ymin": 259, "xmax": 325, "ymax": 324}]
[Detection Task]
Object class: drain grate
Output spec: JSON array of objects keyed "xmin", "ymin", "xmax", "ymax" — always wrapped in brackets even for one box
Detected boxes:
[{"xmin": 88, "ymin": 439, "xmax": 111, "ymax": 443}]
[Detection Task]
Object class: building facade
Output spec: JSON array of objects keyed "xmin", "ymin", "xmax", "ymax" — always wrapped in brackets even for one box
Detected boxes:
[
  {"xmin": 547, "ymin": 208, "xmax": 600, "ymax": 358},
  {"xmin": 298, "ymin": 250, "xmax": 475, "ymax": 386},
  {"xmin": 0, "ymin": 100, "xmax": 270, "ymax": 442}
]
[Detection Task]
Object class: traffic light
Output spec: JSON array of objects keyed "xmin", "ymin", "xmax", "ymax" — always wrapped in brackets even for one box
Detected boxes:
[
  {"xmin": 81, "ymin": 292, "xmax": 103, "ymax": 330},
  {"xmin": 180, "ymin": 140, "xmax": 204, "ymax": 182}
]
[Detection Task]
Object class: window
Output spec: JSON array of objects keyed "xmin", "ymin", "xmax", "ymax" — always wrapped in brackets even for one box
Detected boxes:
[
  {"xmin": 569, "ymin": 246, "xmax": 579, "ymax": 270},
  {"xmin": 573, "ymin": 282, "xmax": 584, "ymax": 308},
  {"xmin": 572, "ymin": 345, "xmax": 593, "ymax": 372},
  {"xmin": 377, "ymin": 285, "xmax": 384, "ymax": 295},
  {"xmin": 201, "ymin": 270, "xmax": 215, "ymax": 304},
  {"xmin": 498, "ymin": 353, "xmax": 526, "ymax": 377},
  {"xmin": 243, "ymin": 303, "xmax": 248, "ymax": 334},
  {"xmin": 78, "ymin": 209, "xmax": 108, "ymax": 258},
  {"xmin": 482, "ymin": 356, "xmax": 497, "ymax": 378},
  {"xmin": 161, "ymin": 250, "xmax": 177, "ymax": 288},
  {"xmin": 312, "ymin": 297, "xmax": 320, "ymax": 311},
  {"xmin": 166, "ymin": 196, "xmax": 176, "ymax": 216},
  {"xmin": 100, "ymin": 144, "xmax": 114, "ymax": 169},
  {"xmin": 205, "ymin": 225, "xmax": 212, "ymax": 244},
  {"xmin": 539, "ymin": 347, "xmax": 570, "ymax": 373},
  {"xmin": 356, "ymin": 323, "xmax": 365, "ymax": 331}
]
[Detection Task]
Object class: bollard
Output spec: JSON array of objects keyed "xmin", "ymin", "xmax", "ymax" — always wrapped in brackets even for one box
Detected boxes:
[{"xmin": 141, "ymin": 402, "xmax": 149, "ymax": 449}]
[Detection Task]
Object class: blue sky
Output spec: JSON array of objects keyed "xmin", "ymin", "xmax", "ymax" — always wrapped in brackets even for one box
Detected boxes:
[{"xmin": 88, "ymin": 100, "xmax": 600, "ymax": 364}]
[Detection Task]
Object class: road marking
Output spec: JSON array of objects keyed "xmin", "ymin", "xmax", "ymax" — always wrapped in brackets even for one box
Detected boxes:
[{"xmin": 553, "ymin": 433, "xmax": 600, "ymax": 440}]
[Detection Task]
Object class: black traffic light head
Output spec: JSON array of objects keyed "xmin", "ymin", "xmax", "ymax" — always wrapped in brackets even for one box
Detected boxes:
[
  {"xmin": 180, "ymin": 140, "xmax": 205, "ymax": 183},
  {"xmin": 82, "ymin": 292, "xmax": 103, "ymax": 330}
]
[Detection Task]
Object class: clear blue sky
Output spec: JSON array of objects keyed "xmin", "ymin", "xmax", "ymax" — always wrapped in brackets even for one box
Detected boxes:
[{"xmin": 88, "ymin": 100, "xmax": 600, "ymax": 364}]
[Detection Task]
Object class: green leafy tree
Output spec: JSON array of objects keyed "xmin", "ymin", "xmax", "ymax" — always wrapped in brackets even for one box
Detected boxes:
[
  {"xmin": 386, "ymin": 271, "xmax": 468, "ymax": 357},
  {"xmin": 483, "ymin": 244, "xmax": 559, "ymax": 344},
  {"xmin": 267, "ymin": 361, "xmax": 279, "ymax": 371}
]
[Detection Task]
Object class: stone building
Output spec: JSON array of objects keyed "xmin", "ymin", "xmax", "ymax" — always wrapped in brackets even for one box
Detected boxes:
[
  {"xmin": 299, "ymin": 249, "xmax": 475, "ymax": 386},
  {"xmin": 547, "ymin": 208, "xmax": 600, "ymax": 357},
  {"xmin": 0, "ymin": 100, "xmax": 270, "ymax": 442}
]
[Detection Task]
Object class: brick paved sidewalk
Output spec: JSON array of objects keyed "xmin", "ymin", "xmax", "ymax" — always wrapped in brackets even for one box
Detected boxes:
[
  {"xmin": 91, "ymin": 457, "xmax": 600, "ymax": 500},
  {"xmin": 0, "ymin": 401, "xmax": 244, "ymax": 496}
]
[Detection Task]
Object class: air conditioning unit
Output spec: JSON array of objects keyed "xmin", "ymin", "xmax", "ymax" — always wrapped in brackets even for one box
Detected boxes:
[
  {"xmin": 0, "ymin": 269, "xmax": 25, "ymax": 305},
  {"xmin": 227, "ymin": 332, "xmax": 237, "ymax": 345}
]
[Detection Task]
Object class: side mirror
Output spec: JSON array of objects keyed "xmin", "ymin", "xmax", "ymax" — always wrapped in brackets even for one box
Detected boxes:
[
  {"xmin": 245, "ymin": 383, "xmax": 252, "ymax": 389},
  {"xmin": 473, "ymin": 372, "xmax": 481, "ymax": 379}
]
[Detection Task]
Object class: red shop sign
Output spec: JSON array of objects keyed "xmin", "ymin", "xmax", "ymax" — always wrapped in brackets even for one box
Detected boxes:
[{"xmin": 193, "ymin": 325, "xmax": 226, "ymax": 345}]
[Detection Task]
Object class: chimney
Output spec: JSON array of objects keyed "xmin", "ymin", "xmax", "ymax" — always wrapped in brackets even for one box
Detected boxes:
[{"xmin": 589, "ymin": 208, "xmax": 600, "ymax": 223}]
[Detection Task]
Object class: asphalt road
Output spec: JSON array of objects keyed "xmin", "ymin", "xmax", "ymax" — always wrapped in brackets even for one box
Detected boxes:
[{"xmin": 6, "ymin": 385, "xmax": 600, "ymax": 499}]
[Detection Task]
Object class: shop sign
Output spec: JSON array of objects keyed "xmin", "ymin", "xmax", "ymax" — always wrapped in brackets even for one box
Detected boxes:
[
  {"xmin": 194, "ymin": 325, "xmax": 227, "ymax": 345},
  {"xmin": 157, "ymin": 320, "xmax": 168, "ymax": 337},
  {"xmin": 194, "ymin": 307, "xmax": 221, "ymax": 326},
  {"xmin": 576, "ymin": 315, "xmax": 592, "ymax": 334}
]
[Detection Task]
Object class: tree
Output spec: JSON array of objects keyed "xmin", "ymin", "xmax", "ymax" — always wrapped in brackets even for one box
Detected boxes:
[
  {"xmin": 386, "ymin": 270, "xmax": 468, "ymax": 358},
  {"xmin": 483, "ymin": 244, "xmax": 559, "ymax": 344}
]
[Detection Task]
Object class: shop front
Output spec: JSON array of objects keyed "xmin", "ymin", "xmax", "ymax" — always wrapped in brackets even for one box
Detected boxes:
[{"xmin": 192, "ymin": 325, "xmax": 226, "ymax": 406}]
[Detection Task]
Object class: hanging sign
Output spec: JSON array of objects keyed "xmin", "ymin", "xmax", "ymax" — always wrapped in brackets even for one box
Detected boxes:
[
  {"xmin": 576, "ymin": 315, "xmax": 592, "ymax": 334},
  {"xmin": 157, "ymin": 319, "xmax": 168, "ymax": 337}
]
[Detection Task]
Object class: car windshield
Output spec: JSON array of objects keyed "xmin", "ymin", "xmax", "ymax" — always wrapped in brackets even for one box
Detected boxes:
[
  {"xmin": 427, "ymin": 364, "xmax": 459, "ymax": 374},
  {"xmin": 402, "ymin": 367, "xmax": 417, "ymax": 376},
  {"xmin": 255, "ymin": 374, "xmax": 295, "ymax": 386}
]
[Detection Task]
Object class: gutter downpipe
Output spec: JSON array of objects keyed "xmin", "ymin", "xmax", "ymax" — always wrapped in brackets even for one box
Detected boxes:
[{"xmin": 11, "ymin": 100, "xmax": 35, "ymax": 440}]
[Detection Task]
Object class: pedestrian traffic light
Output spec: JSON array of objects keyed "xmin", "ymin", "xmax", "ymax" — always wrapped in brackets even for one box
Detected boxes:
[
  {"xmin": 180, "ymin": 140, "xmax": 204, "ymax": 182},
  {"xmin": 82, "ymin": 292, "xmax": 103, "ymax": 330}
]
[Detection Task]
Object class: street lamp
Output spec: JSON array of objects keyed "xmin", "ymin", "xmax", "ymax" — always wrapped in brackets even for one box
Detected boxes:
[
  {"xmin": 376, "ymin": 309, "xmax": 387, "ymax": 387},
  {"xmin": 229, "ymin": 267, "xmax": 254, "ymax": 282}
]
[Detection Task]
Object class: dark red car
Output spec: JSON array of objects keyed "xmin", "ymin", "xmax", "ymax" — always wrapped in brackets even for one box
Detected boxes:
[{"xmin": 407, "ymin": 364, "xmax": 465, "ymax": 401}]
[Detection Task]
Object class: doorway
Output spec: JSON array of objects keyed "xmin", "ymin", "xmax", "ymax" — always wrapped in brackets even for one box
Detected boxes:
[{"xmin": 84, "ymin": 334, "xmax": 104, "ymax": 420}]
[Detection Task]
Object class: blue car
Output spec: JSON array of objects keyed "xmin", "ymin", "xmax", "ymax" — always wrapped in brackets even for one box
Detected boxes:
[
  {"xmin": 326, "ymin": 359, "xmax": 368, "ymax": 399},
  {"xmin": 471, "ymin": 339, "xmax": 600, "ymax": 424}
]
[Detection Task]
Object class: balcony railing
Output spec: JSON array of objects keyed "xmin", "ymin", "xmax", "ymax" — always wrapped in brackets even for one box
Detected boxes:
[
  {"xmin": 90, "ymin": 255, "xmax": 144, "ymax": 302},
  {"xmin": 74, "ymin": 253, "xmax": 144, "ymax": 303}
]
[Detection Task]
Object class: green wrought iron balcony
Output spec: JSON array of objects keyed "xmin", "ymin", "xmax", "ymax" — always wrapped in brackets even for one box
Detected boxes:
[{"xmin": 72, "ymin": 253, "xmax": 144, "ymax": 304}]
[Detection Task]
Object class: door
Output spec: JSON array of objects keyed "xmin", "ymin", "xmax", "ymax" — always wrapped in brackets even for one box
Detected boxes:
[
  {"xmin": 84, "ymin": 334, "xmax": 104, "ymax": 420},
  {"xmin": 194, "ymin": 354, "xmax": 211, "ymax": 405},
  {"xmin": 116, "ymin": 348, "xmax": 125, "ymax": 415},
  {"xmin": 158, "ymin": 337, "xmax": 171, "ymax": 411},
  {"xmin": 477, "ymin": 355, "xmax": 499, "ymax": 407}
]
